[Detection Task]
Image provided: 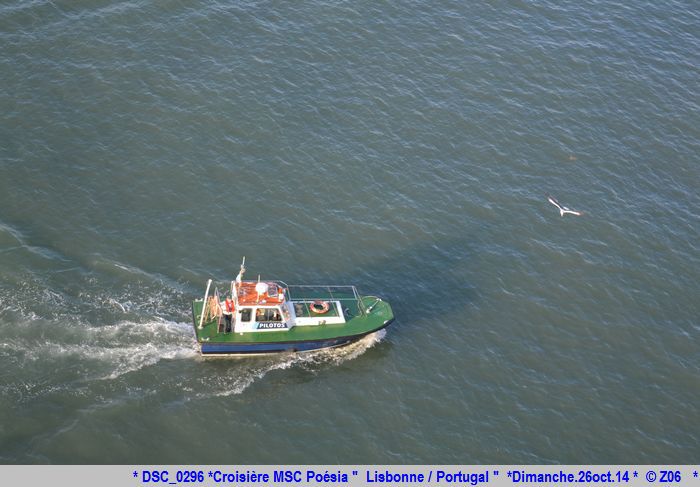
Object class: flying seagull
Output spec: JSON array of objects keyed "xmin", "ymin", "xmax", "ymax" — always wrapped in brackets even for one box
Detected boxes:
[{"xmin": 548, "ymin": 196, "xmax": 583, "ymax": 216}]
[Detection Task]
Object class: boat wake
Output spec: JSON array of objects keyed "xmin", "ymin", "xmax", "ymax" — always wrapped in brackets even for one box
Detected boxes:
[
  {"xmin": 75, "ymin": 319, "xmax": 199, "ymax": 381},
  {"xmin": 195, "ymin": 330, "xmax": 387, "ymax": 398},
  {"xmin": 295, "ymin": 329, "xmax": 387, "ymax": 367},
  {"xmin": 0, "ymin": 274, "xmax": 386, "ymax": 401},
  {"xmin": 0, "ymin": 275, "xmax": 198, "ymax": 392},
  {"xmin": 2, "ymin": 317, "xmax": 198, "ymax": 380}
]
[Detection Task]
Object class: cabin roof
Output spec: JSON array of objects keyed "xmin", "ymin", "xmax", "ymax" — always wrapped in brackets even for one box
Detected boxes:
[{"xmin": 236, "ymin": 281, "xmax": 285, "ymax": 306}]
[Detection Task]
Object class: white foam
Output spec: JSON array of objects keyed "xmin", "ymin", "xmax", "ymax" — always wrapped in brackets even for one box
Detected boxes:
[
  {"xmin": 2, "ymin": 316, "xmax": 198, "ymax": 380},
  {"xmin": 101, "ymin": 341, "xmax": 199, "ymax": 380},
  {"xmin": 202, "ymin": 330, "xmax": 387, "ymax": 397},
  {"xmin": 2, "ymin": 278, "xmax": 386, "ymax": 395},
  {"xmin": 88, "ymin": 319, "xmax": 198, "ymax": 379}
]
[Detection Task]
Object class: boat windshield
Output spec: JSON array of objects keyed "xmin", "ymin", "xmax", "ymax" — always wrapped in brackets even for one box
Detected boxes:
[{"xmin": 255, "ymin": 308, "xmax": 283, "ymax": 322}]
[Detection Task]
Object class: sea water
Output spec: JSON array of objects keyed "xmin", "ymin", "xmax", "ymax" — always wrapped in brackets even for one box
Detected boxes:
[{"xmin": 0, "ymin": 0, "xmax": 698, "ymax": 463}]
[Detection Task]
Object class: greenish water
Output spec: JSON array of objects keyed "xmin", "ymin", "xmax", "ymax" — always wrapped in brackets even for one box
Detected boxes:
[{"xmin": 0, "ymin": 0, "xmax": 698, "ymax": 464}]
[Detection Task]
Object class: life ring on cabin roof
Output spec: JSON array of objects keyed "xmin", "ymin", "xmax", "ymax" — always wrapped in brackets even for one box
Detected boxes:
[{"xmin": 309, "ymin": 300, "xmax": 330, "ymax": 314}]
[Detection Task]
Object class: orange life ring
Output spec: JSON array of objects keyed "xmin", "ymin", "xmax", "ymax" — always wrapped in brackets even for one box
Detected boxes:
[{"xmin": 309, "ymin": 300, "xmax": 330, "ymax": 314}]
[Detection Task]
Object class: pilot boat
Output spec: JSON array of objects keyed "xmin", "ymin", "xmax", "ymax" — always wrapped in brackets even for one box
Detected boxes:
[{"xmin": 191, "ymin": 258, "xmax": 394, "ymax": 356}]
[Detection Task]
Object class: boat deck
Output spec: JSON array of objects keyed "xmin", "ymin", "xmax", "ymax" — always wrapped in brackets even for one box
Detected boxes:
[
  {"xmin": 192, "ymin": 295, "xmax": 392, "ymax": 344},
  {"xmin": 287, "ymin": 285, "xmax": 361, "ymax": 318}
]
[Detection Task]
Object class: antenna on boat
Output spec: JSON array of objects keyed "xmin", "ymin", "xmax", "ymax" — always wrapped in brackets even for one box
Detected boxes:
[
  {"xmin": 199, "ymin": 279, "xmax": 213, "ymax": 329},
  {"xmin": 235, "ymin": 256, "xmax": 246, "ymax": 284},
  {"xmin": 232, "ymin": 256, "xmax": 246, "ymax": 306}
]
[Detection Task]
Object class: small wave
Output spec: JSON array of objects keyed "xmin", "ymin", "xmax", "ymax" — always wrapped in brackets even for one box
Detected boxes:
[
  {"xmin": 100, "ymin": 341, "xmax": 199, "ymax": 380},
  {"xmin": 0, "ymin": 221, "xmax": 25, "ymax": 245},
  {"xmin": 293, "ymin": 329, "xmax": 387, "ymax": 368},
  {"xmin": 200, "ymin": 330, "xmax": 387, "ymax": 397},
  {"xmin": 69, "ymin": 319, "xmax": 198, "ymax": 380},
  {"xmin": 0, "ymin": 221, "xmax": 72, "ymax": 264},
  {"xmin": 2, "ymin": 318, "xmax": 198, "ymax": 382},
  {"xmin": 100, "ymin": 259, "xmax": 152, "ymax": 278},
  {"xmin": 0, "ymin": 266, "xmax": 191, "ymax": 328}
]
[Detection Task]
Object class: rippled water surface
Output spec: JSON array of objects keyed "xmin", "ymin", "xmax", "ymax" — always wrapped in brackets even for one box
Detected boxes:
[{"xmin": 0, "ymin": 0, "xmax": 698, "ymax": 464}]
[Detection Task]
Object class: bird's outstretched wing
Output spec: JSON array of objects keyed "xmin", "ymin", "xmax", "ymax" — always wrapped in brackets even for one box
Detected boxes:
[
  {"xmin": 548, "ymin": 195, "xmax": 583, "ymax": 216},
  {"xmin": 547, "ymin": 196, "xmax": 562, "ymax": 210}
]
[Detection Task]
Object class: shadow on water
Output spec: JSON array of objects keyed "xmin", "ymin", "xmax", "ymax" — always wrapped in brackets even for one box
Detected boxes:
[{"xmin": 328, "ymin": 237, "xmax": 480, "ymax": 325}]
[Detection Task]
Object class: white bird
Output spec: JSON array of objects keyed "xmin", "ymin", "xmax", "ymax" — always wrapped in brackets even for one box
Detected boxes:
[{"xmin": 548, "ymin": 196, "xmax": 583, "ymax": 216}]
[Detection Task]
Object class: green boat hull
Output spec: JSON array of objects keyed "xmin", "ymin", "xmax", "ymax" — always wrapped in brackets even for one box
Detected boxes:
[{"xmin": 191, "ymin": 296, "xmax": 393, "ymax": 356}]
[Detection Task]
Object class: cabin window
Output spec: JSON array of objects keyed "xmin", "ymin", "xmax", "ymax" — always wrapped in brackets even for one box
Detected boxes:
[
  {"xmin": 255, "ymin": 308, "xmax": 282, "ymax": 322},
  {"xmin": 240, "ymin": 308, "xmax": 252, "ymax": 322}
]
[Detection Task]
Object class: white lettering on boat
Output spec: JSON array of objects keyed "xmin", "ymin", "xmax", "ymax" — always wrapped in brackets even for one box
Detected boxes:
[{"xmin": 257, "ymin": 322, "xmax": 288, "ymax": 329}]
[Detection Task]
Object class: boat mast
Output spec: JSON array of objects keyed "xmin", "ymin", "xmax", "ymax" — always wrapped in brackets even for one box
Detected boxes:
[
  {"xmin": 233, "ymin": 256, "xmax": 246, "ymax": 306},
  {"xmin": 199, "ymin": 278, "xmax": 212, "ymax": 329}
]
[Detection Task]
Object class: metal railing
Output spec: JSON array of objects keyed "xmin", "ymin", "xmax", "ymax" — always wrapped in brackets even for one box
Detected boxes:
[
  {"xmin": 284, "ymin": 284, "xmax": 368, "ymax": 315},
  {"xmin": 204, "ymin": 280, "xmax": 369, "ymax": 315}
]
